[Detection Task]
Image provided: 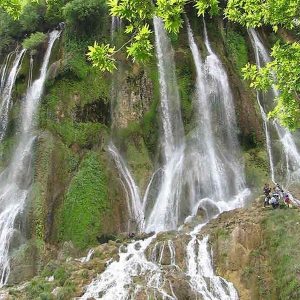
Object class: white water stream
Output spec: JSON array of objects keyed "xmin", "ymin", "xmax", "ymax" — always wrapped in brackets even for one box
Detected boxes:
[
  {"xmin": 184, "ymin": 18, "xmax": 249, "ymax": 213},
  {"xmin": 0, "ymin": 49, "xmax": 26, "ymax": 140},
  {"xmin": 0, "ymin": 30, "xmax": 60, "ymax": 287},
  {"xmin": 0, "ymin": 51, "xmax": 14, "ymax": 91},
  {"xmin": 248, "ymin": 28, "xmax": 300, "ymax": 184},
  {"xmin": 145, "ymin": 16, "xmax": 185, "ymax": 233},
  {"xmin": 108, "ymin": 142, "xmax": 144, "ymax": 231}
]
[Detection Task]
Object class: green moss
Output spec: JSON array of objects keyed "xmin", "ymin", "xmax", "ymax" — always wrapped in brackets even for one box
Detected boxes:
[
  {"xmin": 115, "ymin": 121, "xmax": 141, "ymax": 141},
  {"xmin": 25, "ymin": 278, "xmax": 56, "ymax": 300},
  {"xmin": 40, "ymin": 35, "xmax": 110, "ymax": 131},
  {"xmin": 218, "ymin": 230, "xmax": 229, "ymax": 239},
  {"xmin": 174, "ymin": 47, "xmax": 195, "ymax": 134},
  {"xmin": 48, "ymin": 121, "xmax": 104, "ymax": 148},
  {"xmin": 126, "ymin": 136, "xmax": 153, "ymax": 190},
  {"xmin": 42, "ymin": 69, "xmax": 109, "ymax": 123},
  {"xmin": 263, "ymin": 210, "xmax": 300, "ymax": 299},
  {"xmin": 56, "ymin": 284, "xmax": 75, "ymax": 300},
  {"xmin": 57, "ymin": 152, "xmax": 109, "ymax": 250},
  {"xmin": 244, "ymin": 149, "xmax": 269, "ymax": 189},
  {"xmin": 224, "ymin": 29, "xmax": 248, "ymax": 77},
  {"xmin": 0, "ymin": 135, "xmax": 18, "ymax": 168},
  {"xmin": 30, "ymin": 183, "xmax": 46, "ymax": 241},
  {"xmin": 22, "ymin": 32, "xmax": 47, "ymax": 54},
  {"xmin": 54, "ymin": 265, "xmax": 69, "ymax": 285},
  {"xmin": 141, "ymin": 62, "xmax": 160, "ymax": 155},
  {"xmin": 178, "ymin": 71, "xmax": 194, "ymax": 133}
]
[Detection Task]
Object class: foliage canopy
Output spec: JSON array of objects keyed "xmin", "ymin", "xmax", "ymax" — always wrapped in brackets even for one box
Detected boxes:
[
  {"xmin": 0, "ymin": 0, "xmax": 299, "ymax": 129},
  {"xmin": 85, "ymin": 0, "xmax": 300, "ymax": 129}
]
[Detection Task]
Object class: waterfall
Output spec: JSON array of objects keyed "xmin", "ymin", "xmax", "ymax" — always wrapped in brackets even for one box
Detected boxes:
[
  {"xmin": 111, "ymin": 16, "xmax": 122, "ymax": 40},
  {"xmin": 109, "ymin": 16, "xmax": 187, "ymax": 233},
  {"xmin": 80, "ymin": 18, "xmax": 247, "ymax": 300},
  {"xmin": 0, "ymin": 49, "xmax": 26, "ymax": 141},
  {"xmin": 187, "ymin": 233, "xmax": 238, "ymax": 300},
  {"xmin": 0, "ymin": 51, "xmax": 14, "ymax": 91},
  {"xmin": 248, "ymin": 28, "xmax": 300, "ymax": 184},
  {"xmin": 145, "ymin": 17, "xmax": 185, "ymax": 233},
  {"xmin": 108, "ymin": 142, "xmax": 144, "ymax": 231},
  {"xmin": 185, "ymin": 18, "xmax": 249, "ymax": 213},
  {"xmin": 0, "ymin": 30, "xmax": 60, "ymax": 287},
  {"xmin": 152, "ymin": 17, "xmax": 184, "ymax": 161}
]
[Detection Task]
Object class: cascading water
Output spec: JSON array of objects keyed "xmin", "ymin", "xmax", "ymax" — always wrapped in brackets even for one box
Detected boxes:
[
  {"xmin": 248, "ymin": 28, "xmax": 300, "ymax": 184},
  {"xmin": 0, "ymin": 51, "xmax": 14, "ymax": 91},
  {"xmin": 0, "ymin": 49, "xmax": 26, "ymax": 140},
  {"xmin": 184, "ymin": 18, "xmax": 249, "ymax": 214},
  {"xmin": 111, "ymin": 16, "xmax": 122, "ymax": 40},
  {"xmin": 187, "ymin": 232, "xmax": 238, "ymax": 300},
  {"xmin": 80, "ymin": 17, "xmax": 243, "ymax": 300},
  {"xmin": 0, "ymin": 30, "xmax": 60, "ymax": 287},
  {"xmin": 145, "ymin": 16, "xmax": 185, "ymax": 233},
  {"xmin": 108, "ymin": 142, "xmax": 144, "ymax": 231}
]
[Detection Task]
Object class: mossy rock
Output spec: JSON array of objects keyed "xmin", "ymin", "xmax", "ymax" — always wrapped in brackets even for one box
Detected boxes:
[{"xmin": 57, "ymin": 151, "xmax": 110, "ymax": 250}]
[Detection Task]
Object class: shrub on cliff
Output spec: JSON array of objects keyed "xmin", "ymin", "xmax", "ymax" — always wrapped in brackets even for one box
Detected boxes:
[
  {"xmin": 19, "ymin": 0, "xmax": 46, "ymax": 33},
  {"xmin": 63, "ymin": 0, "xmax": 107, "ymax": 34},
  {"xmin": 22, "ymin": 32, "xmax": 47, "ymax": 55}
]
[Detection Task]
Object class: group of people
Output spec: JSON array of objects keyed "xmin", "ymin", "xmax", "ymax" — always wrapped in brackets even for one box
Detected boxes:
[{"xmin": 263, "ymin": 183, "xmax": 291, "ymax": 209}]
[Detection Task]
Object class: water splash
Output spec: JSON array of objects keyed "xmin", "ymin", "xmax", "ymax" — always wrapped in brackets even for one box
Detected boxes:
[
  {"xmin": 187, "ymin": 234, "xmax": 238, "ymax": 300},
  {"xmin": 79, "ymin": 236, "xmax": 158, "ymax": 300},
  {"xmin": 0, "ymin": 49, "xmax": 26, "ymax": 140},
  {"xmin": 0, "ymin": 30, "xmax": 60, "ymax": 287}
]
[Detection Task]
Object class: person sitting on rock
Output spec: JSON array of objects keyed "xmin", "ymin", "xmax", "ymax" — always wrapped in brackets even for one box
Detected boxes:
[
  {"xmin": 273, "ymin": 187, "xmax": 280, "ymax": 200},
  {"xmin": 269, "ymin": 195, "xmax": 279, "ymax": 209},
  {"xmin": 284, "ymin": 194, "xmax": 291, "ymax": 208}
]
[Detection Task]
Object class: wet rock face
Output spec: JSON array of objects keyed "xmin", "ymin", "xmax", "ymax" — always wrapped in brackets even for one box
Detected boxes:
[
  {"xmin": 202, "ymin": 200, "xmax": 273, "ymax": 300},
  {"xmin": 7, "ymin": 242, "xmax": 42, "ymax": 285},
  {"xmin": 112, "ymin": 69, "xmax": 153, "ymax": 129},
  {"xmin": 75, "ymin": 98, "xmax": 110, "ymax": 126}
]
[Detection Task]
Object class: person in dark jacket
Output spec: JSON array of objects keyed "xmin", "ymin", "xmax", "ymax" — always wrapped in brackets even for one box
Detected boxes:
[{"xmin": 263, "ymin": 183, "xmax": 271, "ymax": 197}]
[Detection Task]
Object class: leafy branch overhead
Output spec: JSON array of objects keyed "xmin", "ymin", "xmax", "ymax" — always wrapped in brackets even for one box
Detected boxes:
[
  {"xmin": 243, "ymin": 42, "xmax": 300, "ymax": 130},
  {"xmin": 86, "ymin": 0, "xmax": 300, "ymax": 130},
  {"xmin": 1, "ymin": 0, "xmax": 299, "ymax": 129},
  {"xmin": 0, "ymin": 0, "xmax": 21, "ymax": 19},
  {"xmin": 86, "ymin": 0, "xmax": 219, "ymax": 72}
]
